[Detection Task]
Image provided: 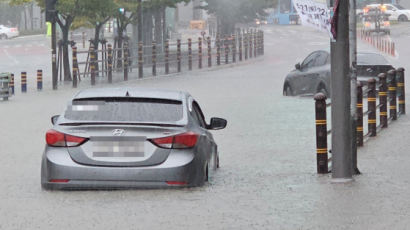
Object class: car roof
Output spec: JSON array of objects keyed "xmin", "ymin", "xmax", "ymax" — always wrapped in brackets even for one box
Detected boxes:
[{"xmin": 73, "ymin": 88, "xmax": 189, "ymax": 101}]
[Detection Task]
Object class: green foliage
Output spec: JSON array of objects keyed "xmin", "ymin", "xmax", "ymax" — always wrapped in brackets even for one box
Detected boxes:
[{"xmin": 201, "ymin": 0, "xmax": 276, "ymax": 23}]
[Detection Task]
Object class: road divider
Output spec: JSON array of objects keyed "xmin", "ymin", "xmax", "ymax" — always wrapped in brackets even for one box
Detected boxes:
[{"xmin": 314, "ymin": 68, "xmax": 406, "ymax": 174}]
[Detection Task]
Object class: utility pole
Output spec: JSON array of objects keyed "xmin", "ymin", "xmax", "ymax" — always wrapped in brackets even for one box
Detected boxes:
[
  {"xmin": 349, "ymin": 0, "xmax": 360, "ymax": 174},
  {"xmin": 46, "ymin": 0, "xmax": 57, "ymax": 90},
  {"xmin": 331, "ymin": 0, "xmax": 353, "ymax": 181}
]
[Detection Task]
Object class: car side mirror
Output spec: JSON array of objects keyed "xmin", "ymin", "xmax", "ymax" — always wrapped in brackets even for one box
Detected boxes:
[
  {"xmin": 207, "ymin": 117, "xmax": 227, "ymax": 130},
  {"xmin": 51, "ymin": 115, "xmax": 59, "ymax": 125},
  {"xmin": 295, "ymin": 63, "xmax": 301, "ymax": 70}
]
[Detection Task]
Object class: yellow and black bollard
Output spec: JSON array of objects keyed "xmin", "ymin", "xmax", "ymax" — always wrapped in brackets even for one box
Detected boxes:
[
  {"xmin": 152, "ymin": 41, "xmax": 157, "ymax": 76},
  {"xmin": 21, "ymin": 72, "xmax": 27, "ymax": 93},
  {"xmin": 207, "ymin": 37, "xmax": 212, "ymax": 68},
  {"xmin": 198, "ymin": 37, "xmax": 202, "ymax": 69},
  {"xmin": 90, "ymin": 46, "xmax": 96, "ymax": 86},
  {"xmin": 239, "ymin": 33, "xmax": 243, "ymax": 61},
  {"xmin": 388, "ymin": 69, "xmax": 397, "ymax": 120},
  {"xmin": 249, "ymin": 30, "xmax": 253, "ymax": 59},
  {"xmin": 379, "ymin": 73, "xmax": 388, "ymax": 128},
  {"xmin": 357, "ymin": 82, "xmax": 364, "ymax": 146},
  {"xmin": 244, "ymin": 31, "xmax": 248, "ymax": 60},
  {"xmin": 397, "ymin": 67, "xmax": 406, "ymax": 115},
  {"xmin": 138, "ymin": 41, "xmax": 143, "ymax": 78},
  {"xmin": 188, "ymin": 38, "xmax": 192, "ymax": 70},
  {"xmin": 224, "ymin": 37, "xmax": 229, "ymax": 64},
  {"xmin": 72, "ymin": 47, "xmax": 78, "ymax": 88},
  {"xmin": 216, "ymin": 37, "xmax": 221, "ymax": 66},
  {"xmin": 314, "ymin": 93, "xmax": 328, "ymax": 174},
  {"xmin": 253, "ymin": 31, "xmax": 257, "ymax": 57},
  {"xmin": 368, "ymin": 78, "xmax": 377, "ymax": 137},
  {"xmin": 232, "ymin": 34, "xmax": 236, "ymax": 63},
  {"xmin": 165, "ymin": 40, "xmax": 169, "ymax": 74},
  {"xmin": 123, "ymin": 41, "xmax": 129, "ymax": 81},
  {"xmin": 177, "ymin": 39, "xmax": 181, "ymax": 72},
  {"xmin": 107, "ymin": 44, "xmax": 113, "ymax": 83},
  {"xmin": 10, "ymin": 73, "xmax": 14, "ymax": 95},
  {"xmin": 37, "ymin": 70, "xmax": 43, "ymax": 91}
]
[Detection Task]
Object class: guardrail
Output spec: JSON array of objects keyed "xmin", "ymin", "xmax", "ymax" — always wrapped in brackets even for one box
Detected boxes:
[
  {"xmin": 71, "ymin": 29, "xmax": 265, "ymax": 87},
  {"xmin": 314, "ymin": 68, "xmax": 406, "ymax": 174}
]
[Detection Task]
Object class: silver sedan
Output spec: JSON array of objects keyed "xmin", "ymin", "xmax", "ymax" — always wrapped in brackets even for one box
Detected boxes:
[{"xmin": 41, "ymin": 88, "xmax": 227, "ymax": 189}]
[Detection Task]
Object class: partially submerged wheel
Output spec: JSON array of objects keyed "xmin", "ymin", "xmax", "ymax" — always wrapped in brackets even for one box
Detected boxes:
[{"xmin": 283, "ymin": 84, "xmax": 293, "ymax": 96}]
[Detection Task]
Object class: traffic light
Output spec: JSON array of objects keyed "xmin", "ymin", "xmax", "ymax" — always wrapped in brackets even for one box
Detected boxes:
[{"xmin": 45, "ymin": 0, "xmax": 57, "ymax": 22}]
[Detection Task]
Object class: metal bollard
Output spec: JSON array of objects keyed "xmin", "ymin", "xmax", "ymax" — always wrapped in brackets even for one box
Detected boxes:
[
  {"xmin": 239, "ymin": 33, "xmax": 243, "ymax": 61},
  {"xmin": 165, "ymin": 40, "xmax": 169, "ymax": 74},
  {"xmin": 10, "ymin": 73, "xmax": 14, "ymax": 95},
  {"xmin": 152, "ymin": 41, "xmax": 157, "ymax": 76},
  {"xmin": 198, "ymin": 37, "xmax": 202, "ymax": 69},
  {"xmin": 123, "ymin": 41, "xmax": 129, "ymax": 81},
  {"xmin": 357, "ymin": 82, "xmax": 364, "ymax": 146},
  {"xmin": 368, "ymin": 78, "xmax": 377, "ymax": 137},
  {"xmin": 314, "ymin": 93, "xmax": 328, "ymax": 174},
  {"xmin": 388, "ymin": 69, "xmax": 397, "ymax": 120},
  {"xmin": 107, "ymin": 44, "xmax": 113, "ymax": 83},
  {"xmin": 72, "ymin": 47, "xmax": 78, "ymax": 88},
  {"xmin": 37, "ymin": 69, "xmax": 43, "ymax": 91},
  {"xmin": 138, "ymin": 41, "xmax": 143, "ymax": 78},
  {"xmin": 379, "ymin": 73, "xmax": 388, "ymax": 128},
  {"xmin": 188, "ymin": 38, "xmax": 192, "ymax": 70},
  {"xmin": 232, "ymin": 34, "xmax": 236, "ymax": 63},
  {"xmin": 397, "ymin": 67, "xmax": 406, "ymax": 115},
  {"xmin": 177, "ymin": 39, "xmax": 181, "ymax": 72},
  {"xmin": 207, "ymin": 37, "xmax": 211, "ymax": 68},
  {"xmin": 21, "ymin": 72, "xmax": 27, "ymax": 93},
  {"xmin": 90, "ymin": 47, "xmax": 96, "ymax": 86},
  {"xmin": 216, "ymin": 37, "xmax": 221, "ymax": 66}
]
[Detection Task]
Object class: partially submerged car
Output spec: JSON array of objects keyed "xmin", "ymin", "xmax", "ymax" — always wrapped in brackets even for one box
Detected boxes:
[
  {"xmin": 283, "ymin": 50, "xmax": 394, "ymax": 96},
  {"xmin": 41, "ymin": 88, "xmax": 227, "ymax": 190}
]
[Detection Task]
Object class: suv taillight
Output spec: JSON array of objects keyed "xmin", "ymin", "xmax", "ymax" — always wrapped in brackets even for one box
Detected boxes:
[
  {"xmin": 149, "ymin": 132, "xmax": 199, "ymax": 149},
  {"xmin": 46, "ymin": 129, "xmax": 88, "ymax": 147}
]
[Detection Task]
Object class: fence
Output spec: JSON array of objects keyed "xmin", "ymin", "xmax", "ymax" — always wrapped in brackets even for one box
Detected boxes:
[
  {"xmin": 70, "ymin": 29, "xmax": 265, "ymax": 87},
  {"xmin": 314, "ymin": 68, "xmax": 406, "ymax": 174},
  {"xmin": 359, "ymin": 29, "xmax": 396, "ymax": 57}
]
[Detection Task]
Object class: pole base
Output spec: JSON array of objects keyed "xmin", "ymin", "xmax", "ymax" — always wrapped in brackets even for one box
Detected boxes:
[{"xmin": 331, "ymin": 178, "xmax": 354, "ymax": 184}]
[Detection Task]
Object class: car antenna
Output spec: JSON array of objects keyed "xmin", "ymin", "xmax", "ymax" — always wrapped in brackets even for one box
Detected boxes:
[{"xmin": 125, "ymin": 91, "xmax": 130, "ymax": 97}]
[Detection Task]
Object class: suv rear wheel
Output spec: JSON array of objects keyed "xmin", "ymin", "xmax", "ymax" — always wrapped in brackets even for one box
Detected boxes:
[{"xmin": 0, "ymin": 34, "xmax": 7, "ymax": 40}]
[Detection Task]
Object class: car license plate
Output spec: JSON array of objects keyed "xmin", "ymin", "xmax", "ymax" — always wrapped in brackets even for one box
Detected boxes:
[{"xmin": 91, "ymin": 136, "xmax": 145, "ymax": 157}]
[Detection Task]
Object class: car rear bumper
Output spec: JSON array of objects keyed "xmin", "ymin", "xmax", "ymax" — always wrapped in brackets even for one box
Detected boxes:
[{"xmin": 41, "ymin": 148, "xmax": 199, "ymax": 190}]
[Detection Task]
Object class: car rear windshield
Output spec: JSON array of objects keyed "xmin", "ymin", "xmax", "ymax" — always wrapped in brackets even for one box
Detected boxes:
[
  {"xmin": 357, "ymin": 53, "xmax": 388, "ymax": 65},
  {"xmin": 64, "ymin": 97, "xmax": 184, "ymax": 123}
]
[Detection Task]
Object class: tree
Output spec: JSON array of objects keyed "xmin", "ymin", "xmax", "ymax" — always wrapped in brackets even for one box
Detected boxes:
[
  {"xmin": 34, "ymin": 0, "xmax": 80, "ymax": 81},
  {"xmin": 200, "ymin": 0, "xmax": 276, "ymax": 36},
  {"xmin": 75, "ymin": 0, "xmax": 116, "ymax": 73}
]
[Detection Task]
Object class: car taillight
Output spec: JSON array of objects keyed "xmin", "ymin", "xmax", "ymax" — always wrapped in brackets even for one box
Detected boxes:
[
  {"xmin": 46, "ymin": 129, "xmax": 87, "ymax": 147},
  {"xmin": 10, "ymin": 28, "xmax": 17, "ymax": 32},
  {"xmin": 150, "ymin": 132, "xmax": 199, "ymax": 149}
]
